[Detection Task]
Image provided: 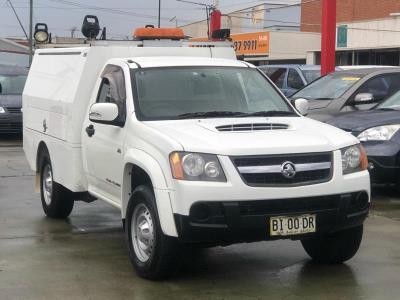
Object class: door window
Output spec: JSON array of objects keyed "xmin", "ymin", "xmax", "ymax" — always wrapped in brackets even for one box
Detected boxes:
[
  {"xmin": 262, "ymin": 67, "xmax": 286, "ymax": 88},
  {"xmin": 353, "ymin": 73, "xmax": 400, "ymax": 102},
  {"xmin": 287, "ymin": 69, "xmax": 304, "ymax": 90},
  {"xmin": 96, "ymin": 65, "xmax": 127, "ymax": 123}
]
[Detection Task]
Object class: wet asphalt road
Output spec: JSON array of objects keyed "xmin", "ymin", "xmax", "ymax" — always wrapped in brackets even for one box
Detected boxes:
[{"xmin": 1, "ymin": 136, "xmax": 400, "ymax": 300}]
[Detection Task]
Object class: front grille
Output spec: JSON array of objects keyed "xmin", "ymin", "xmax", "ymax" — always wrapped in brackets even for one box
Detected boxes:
[
  {"xmin": 6, "ymin": 107, "xmax": 21, "ymax": 114},
  {"xmin": 216, "ymin": 123, "xmax": 289, "ymax": 132},
  {"xmin": 232, "ymin": 152, "xmax": 333, "ymax": 187},
  {"xmin": 0, "ymin": 123, "xmax": 22, "ymax": 133},
  {"xmin": 239, "ymin": 194, "xmax": 341, "ymax": 216}
]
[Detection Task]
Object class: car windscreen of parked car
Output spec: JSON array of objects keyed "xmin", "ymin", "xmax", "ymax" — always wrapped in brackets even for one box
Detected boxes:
[
  {"xmin": 0, "ymin": 74, "xmax": 27, "ymax": 95},
  {"xmin": 377, "ymin": 90, "xmax": 400, "ymax": 110},
  {"xmin": 302, "ymin": 69, "xmax": 321, "ymax": 83},
  {"xmin": 132, "ymin": 67, "xmax": 294, "ymax": 120},
  {"xmin": 292, "ymin": 73, "xmax": 363, "ymax": 100}
]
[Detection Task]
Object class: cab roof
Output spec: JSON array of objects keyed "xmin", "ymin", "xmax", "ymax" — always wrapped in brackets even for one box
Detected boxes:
[{"xmin": 125, "ymin": 57, "xmax": 251, "ymax": 69}]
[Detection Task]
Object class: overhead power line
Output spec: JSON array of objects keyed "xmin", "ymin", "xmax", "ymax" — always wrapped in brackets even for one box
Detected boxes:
[
  {"xmin": 6, "ymin": 0, "xmax": 29, "ymax": 39},
  {"xmin": 46, "ymin": 0, "xmax": 179, "ymax": 22}
]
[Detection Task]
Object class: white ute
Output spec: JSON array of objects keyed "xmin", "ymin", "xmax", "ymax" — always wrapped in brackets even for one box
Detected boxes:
[{"xmin": 23, "ymin": 28, "xmax": 370, "ymax": 279}]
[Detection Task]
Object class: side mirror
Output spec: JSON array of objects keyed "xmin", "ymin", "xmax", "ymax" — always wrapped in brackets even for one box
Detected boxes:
[
  {"xmin": 89, "ymin": 103, "xmax": 120, "ymax": 125},
  {"xmin": 293, "ymin": 98, "xmax": 309, "ymax": 116},
  {"xmin": 354, "ymin": 93, "xmax": 374, "ymax": 104}
]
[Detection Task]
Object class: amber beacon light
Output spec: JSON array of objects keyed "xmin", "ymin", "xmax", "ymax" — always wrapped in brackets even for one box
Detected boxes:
[{"xmin": 133, "ymin": 25, "xmax": 185, "ymax": 40}]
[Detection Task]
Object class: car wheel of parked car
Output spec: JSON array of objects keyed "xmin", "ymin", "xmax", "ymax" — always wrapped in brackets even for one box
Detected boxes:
[
  {"xmin": 40, "ymin": 152, "xmax": 74, "ymax": 218},
  {"xmin": 126, "ymin": 185, "xmax": 181, "ymax": 280},
  {"xmin": 301, "ymin": 225, "xmax": 363, "ymax": 263}
]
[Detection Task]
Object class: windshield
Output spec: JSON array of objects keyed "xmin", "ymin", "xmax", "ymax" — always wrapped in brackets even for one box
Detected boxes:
[
  {"xmin": 292, "ymin": 72, "xmax": 362, "ymax": 100},
  {"xmin": 302, "ymin": 69, "xmax": 321, "ymax": 83},
  {"xmin": 0, "ymin": 74, "xmax": 27, "ymax": 95},
  {"xmin": 132, "ymin": 67, "xmax": 294, "ymax": 120},
  {"xmin": 377, "ymin": 90, "xmax": 400, "ymax": 110}
]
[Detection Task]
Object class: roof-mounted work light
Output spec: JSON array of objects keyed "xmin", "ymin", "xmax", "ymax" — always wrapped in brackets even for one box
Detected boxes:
[
  {"xmin": 211, "ymin": 29, "xmax": 230, "ymax": 41},
  {"xmin": 34, "ymin": 23, "xmax": 49, "ymax": 43},
  {"xmin": 81, "ymin": 15, "xmax": 100, "ymax": 39}
]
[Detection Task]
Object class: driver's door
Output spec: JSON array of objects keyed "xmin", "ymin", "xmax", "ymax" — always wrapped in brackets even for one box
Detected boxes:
[{"xmin": 82, "ymin": 64, "xmax": 127, "ymax": 205}]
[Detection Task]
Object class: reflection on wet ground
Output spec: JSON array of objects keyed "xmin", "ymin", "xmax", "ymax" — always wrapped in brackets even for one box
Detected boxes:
[{"xmin": 1, "ymin": 138, "xmax": 400, "ymax": 299}]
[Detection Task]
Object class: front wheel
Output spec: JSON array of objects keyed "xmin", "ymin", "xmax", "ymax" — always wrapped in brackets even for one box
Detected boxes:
[
  {"xmin": 301, "ymin": 225, "xmax": 363, "ymax": 264},
  {"xmin": 126, "ymin": 185, "xmax": 181, "ymax": 280},
  {"xmin": 40, "ymin": 153, "xmax": 74, "ymax": 218}
]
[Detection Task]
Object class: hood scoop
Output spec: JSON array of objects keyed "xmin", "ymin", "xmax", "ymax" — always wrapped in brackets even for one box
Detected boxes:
[{"xmin": 216, "ymin": 123, "xmax": 289, "ymax": 132}]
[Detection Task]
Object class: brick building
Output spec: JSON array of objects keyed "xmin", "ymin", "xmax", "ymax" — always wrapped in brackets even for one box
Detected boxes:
[
  {"xmin": 301, "ymin": 0, "xmax": 400, "ymax": 32},
  {"xmin": 303, "ymin": 0, "xmax": 400, "ymax": 66}
]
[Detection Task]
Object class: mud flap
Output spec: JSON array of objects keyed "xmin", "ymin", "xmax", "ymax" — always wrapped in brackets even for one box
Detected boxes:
[{"xmin": 35, "ymin": 172, "xmax": 40, "ymax": 193}]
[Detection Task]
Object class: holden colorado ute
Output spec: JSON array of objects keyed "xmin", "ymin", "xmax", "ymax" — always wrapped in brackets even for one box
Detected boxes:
[{"xmin": 23, "ymin": 28, "xmax": 370, "ymax": 279}]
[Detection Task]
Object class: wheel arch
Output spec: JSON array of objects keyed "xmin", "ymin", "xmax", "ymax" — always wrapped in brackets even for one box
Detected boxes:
[
  {"xmin": 36, "ymin": 141, "xmax": 49, "ymax": 172},
  {"xmin": 122, "ymin": 149, "xmax": 177, "ymax": 237}
]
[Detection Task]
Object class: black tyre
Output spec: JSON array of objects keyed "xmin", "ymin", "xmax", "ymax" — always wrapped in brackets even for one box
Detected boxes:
[
  {"xmin": 39, "ymin": 151, "xmax": 74, "ymax": 218},
  {"xmin": 301, "ymin": 225, "xmax": 363, "ymax": 264},
  {"xmin": 126, "ymin": 185, "xmax": 181, "ymax": 280}
]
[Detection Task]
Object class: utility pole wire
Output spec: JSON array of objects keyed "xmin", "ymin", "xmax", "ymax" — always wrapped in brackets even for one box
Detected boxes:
[
  {"xmin": 176, "ymin": 0, "xmax": 214, "ymax": 38},
  {"xmin": 6, "ymin": 0, "xmax": 29, "ymax": 40},
  {"xmin": 158, "ymin": 0, "xmax": 161, "ymax": 27},
  {"xmin": 29, "ymin": 0, "xmax": 33, "ymax": 65}
]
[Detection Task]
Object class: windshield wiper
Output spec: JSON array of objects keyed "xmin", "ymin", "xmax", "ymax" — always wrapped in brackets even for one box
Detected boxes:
[
  {"xmin": 177, "ymin": 111, "xmax": 244, "ymax": 119},
  {"xmin": 313, "ymin": 97, "xmax": 334, "ymax": 100},
  {"xmin": 376, "ymin": 107, "xmax": 400, "ymax": 111},
  {"xmin": 237, "ymin": 110, "xmax": 298, "ymax": 117}
]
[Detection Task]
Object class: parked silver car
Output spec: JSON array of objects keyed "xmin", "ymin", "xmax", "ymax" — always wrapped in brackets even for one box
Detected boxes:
[{"xmin": 0, "ymin": 64, "xmax": 28, "ymax": 134}]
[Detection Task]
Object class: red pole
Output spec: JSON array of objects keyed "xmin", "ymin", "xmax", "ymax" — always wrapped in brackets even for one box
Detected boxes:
[
  {"xmin": 209, "ymin": 9, "xmax": 221, "ymax": 40},
  {"xmin": 320, "ymin": 0, "xmax": 336, "ymax": 76}
]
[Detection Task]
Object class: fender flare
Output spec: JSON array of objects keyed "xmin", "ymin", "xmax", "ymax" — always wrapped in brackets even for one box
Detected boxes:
[{"xmin": 121, "ymin": 149, "xmax": 178, "ymax": 237}]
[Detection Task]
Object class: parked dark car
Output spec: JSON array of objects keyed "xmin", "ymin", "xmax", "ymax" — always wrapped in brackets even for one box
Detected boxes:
[
  {"xmin": 258, "ymin": 64, "xmax": 324, "ymax": 97},
  {"xmin": 327, "ymin": 90, "xmax": 400, "ymax": 189},
  {"xmin": 0, "ymin": 64, "xmax": 28, "ymax": 134},
  {"xmin": 291, "ymin": 68, "xmax": 400, "ymax": 121}
]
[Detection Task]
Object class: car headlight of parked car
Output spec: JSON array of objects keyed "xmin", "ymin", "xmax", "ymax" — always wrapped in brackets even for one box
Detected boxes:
[
  {"xmin": 0, "ymin": 107, "xmax": 5, "ymax": 113},
  {"xmin": 357, "ymin": 125, "xmax": 400, "ymax": 141},
  {"xmin": 341, "ymin": 144, "xmax": 368, "ymax": 175},
  {"xmin": 169, "ymin": 152, "xmax": 226, "ymax": 182}
]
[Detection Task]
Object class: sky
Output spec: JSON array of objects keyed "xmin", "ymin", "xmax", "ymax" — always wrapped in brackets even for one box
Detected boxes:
[{"xmin": 1, "ymin": 0, "xmax": 300, "ymax": 39}]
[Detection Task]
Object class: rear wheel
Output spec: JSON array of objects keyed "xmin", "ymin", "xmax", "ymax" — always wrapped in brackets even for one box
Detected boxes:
[
  {"xmin": 301, "ymin": 225, "xmax": 363, "ymax": 264},
  {"xmin": 126, "ymin": 185, "xmax": 181, "ymax": 280},
  {"xmin": 40, "ymin": 152, "xmax": 74, "ymax": 218}
]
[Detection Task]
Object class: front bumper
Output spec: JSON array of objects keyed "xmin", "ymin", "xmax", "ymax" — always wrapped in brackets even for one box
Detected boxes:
[
  {"xmin": 174, "ymin": 192, "xmax": 369, "ymax": 245},
  {"xmin": 363, "ymin": 141, "xmax": 400, "ymax": 184},
  {"xmin": 0, "ymin": 113, "xmax": 22, "ymax": 133}
]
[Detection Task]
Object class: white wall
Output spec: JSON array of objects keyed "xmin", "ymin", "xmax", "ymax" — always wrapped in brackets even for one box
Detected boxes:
[
  {"xmin": 343, "ymin": 17, "xmax": 400, "ymax": 49},
  {"xmin": 269, "ymin": 31, "xmax": 321, "ymax": 60}
]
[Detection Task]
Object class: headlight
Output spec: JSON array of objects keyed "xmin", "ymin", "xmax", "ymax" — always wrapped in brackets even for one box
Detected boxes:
[
  {"xmin": 341, "ymin": 144, "xmax": 368, "ymax": 174},
  {"xmin": 169, "ymin": 152, "xmax": 226, "ymax": 182},
  {"xmin": 357, "ymin": 125, "xmax": 400, "ymax": 141},
  {"xmin": 0, "ymin": 107, "xmax": 5, "ymax": 113}
]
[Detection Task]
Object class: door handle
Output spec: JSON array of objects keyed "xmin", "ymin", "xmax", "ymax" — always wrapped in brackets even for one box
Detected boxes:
[{"xmin": 86, "ymin": 124, "xmax": 95, "ymax": 137}]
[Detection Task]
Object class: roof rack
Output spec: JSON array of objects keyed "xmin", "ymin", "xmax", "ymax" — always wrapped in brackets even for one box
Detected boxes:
[{"xmin": 36, "ymin": 39, "xmax": 233, "ymax": 49}]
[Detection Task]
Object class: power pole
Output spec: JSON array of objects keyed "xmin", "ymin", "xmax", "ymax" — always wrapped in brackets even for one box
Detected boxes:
[
  {"xmin": 158, "ymin": 0, "xmax": 161, "ymax": 28},
  {"xmin": 320, "ymin": 0, "xmax": 336, "ymax": 75},
  {"xmin": 29, "ymin": 0, "xmax": 33, "ymax": 65}
]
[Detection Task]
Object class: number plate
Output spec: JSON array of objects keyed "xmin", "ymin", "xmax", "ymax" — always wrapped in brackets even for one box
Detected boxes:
[{"xmin": 270, "ymin": 214, "xmax": 316, "ymax": 236}]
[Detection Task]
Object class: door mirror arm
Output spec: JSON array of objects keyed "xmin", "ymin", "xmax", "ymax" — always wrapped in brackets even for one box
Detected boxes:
[{"xmin": 89, "ymin": 102, "xmax": 125, "ymax": 127}]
